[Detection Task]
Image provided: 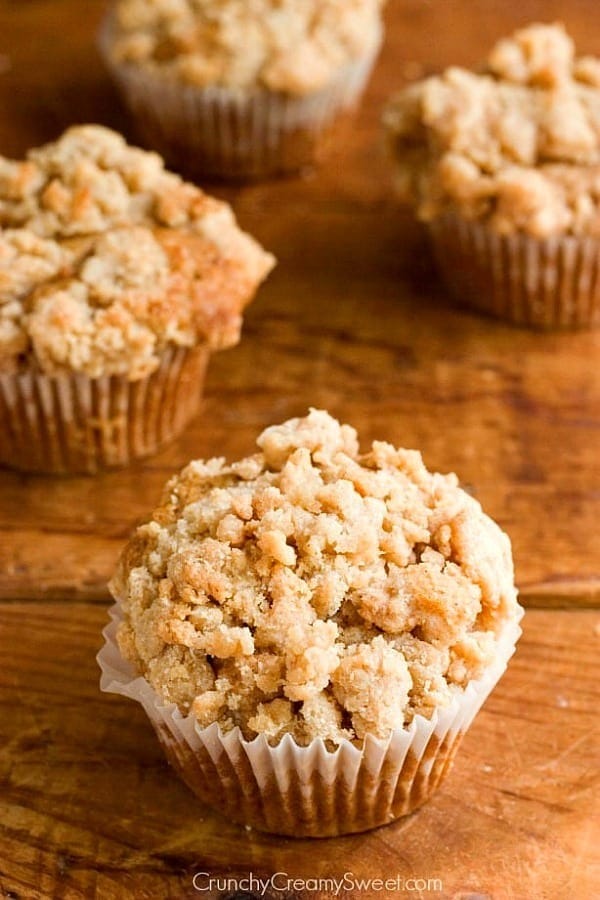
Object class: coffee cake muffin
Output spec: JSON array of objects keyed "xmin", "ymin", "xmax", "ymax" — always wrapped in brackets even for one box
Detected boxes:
[
  {"xmin": 384, "ymin": 23, "xmax": 600, "ymax": 328},
  {"xmin": 0, "ymin": 125, "xmax": 274, "ymax": 474},
  {"xmin": 99, "ymin": 409, "xmax": 523, "ymax": 836},
  {"xmin": 99, "ymin": 0, "xmax": 385, "ymax": 178}
]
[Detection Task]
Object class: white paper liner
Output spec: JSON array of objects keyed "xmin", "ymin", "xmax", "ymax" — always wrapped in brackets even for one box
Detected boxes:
[
  {"xmin": 98, "ymin": 600, "xmax": 523, "ymax": 837},
  {"xmin": 99, "ymin": 17, "xmax": 382, "ymax": 178},
  {"xmin": 428, "ymin": 213, "xmax": 600, "ymax": 329},
  {"xmin": 0, "ymin": 345, "xmax": 209, "ymax": 474}
]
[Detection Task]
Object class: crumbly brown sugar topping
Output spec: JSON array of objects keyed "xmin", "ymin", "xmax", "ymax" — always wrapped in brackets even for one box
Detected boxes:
[
  {"xmin": 0, "ymin": 125, "xmax": 274, "ymax": 377},
  {"xmin": 113, "ymin": 410, "xmax": 520, "ymax": 746},
  {"xmin": 384, "ymin": 23, "xmax": 600, "ymax": 237},
  {"xmin": 107, "ymin": 0, "xmax": 384, "ymax": 95}
]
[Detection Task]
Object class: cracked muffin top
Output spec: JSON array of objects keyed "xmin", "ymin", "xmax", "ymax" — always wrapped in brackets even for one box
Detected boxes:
[
  {"xmin": 0, "ymin": 125, "xmax": 274, "ymax": 378},
  {"xmin": 105, "ymin": 0, "xmax": 385, "ymax": 96},
  {"xmin": 112, "ymin": 410, "xmax": 521, "ymax": 747},
  {"xmin": 384, "ymin": 23, "xmax": 600, "ymax": 237}
]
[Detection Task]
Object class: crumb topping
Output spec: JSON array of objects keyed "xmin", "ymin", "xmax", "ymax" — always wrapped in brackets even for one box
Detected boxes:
[
  {"xmin": 0, "ymin": 125, "xmax": 274, "ymax": 377},
  {"xmin": 384, "ymin": 23, "xmax": 600, "ymax": 237},
  {"xmin": 112, "ymin": 410, "xmax": 521, "ymax": 746},
  {"xmin": 106, "ymin": 0, "xmax": 384, "ymax": 95}
]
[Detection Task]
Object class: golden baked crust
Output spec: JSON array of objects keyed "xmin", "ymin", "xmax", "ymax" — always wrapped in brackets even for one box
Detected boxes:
[
  {"xmin": 0, "ymin": 125, "xmax": 274, "ymax": 377},
  {"xmin": 384, "ymin": 23, "xmax": 600, "ymax": 237},
  {"xmin": 112, "ymin": 410, "xmax": 521, "ymax": 746},
  {"xmin": 107, "ymin": 0, "xmax": 384, "ymax": 96}
]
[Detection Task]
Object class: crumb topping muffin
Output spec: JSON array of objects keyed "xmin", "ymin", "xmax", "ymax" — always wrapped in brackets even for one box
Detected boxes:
[
  {"xmin": 109, "ymin": 0, "xmax": 385, "ymax": 96},
  {"xmin": 112, "ymin": 410, "xmax": 520, "ymax": 746},
  {"xmin": 384, "ymin": 23, "xmax": 600, "ymax": 237},
  {"xmin": 0, "ymin": 125, "xmax": 274, "ymax": 377}
]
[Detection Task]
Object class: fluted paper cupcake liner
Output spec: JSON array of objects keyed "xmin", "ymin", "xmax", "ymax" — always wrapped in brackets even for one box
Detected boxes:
[
  {"xmin": 98, "ymin": 601, "xmax": 523, "ymax": 837},
  {"xmin": 99, "ymin": 18, "xmax": 382, "ymax": 179},
  {"xmin": 0, "ymin": 345, "xmax": 209, "ymax": 475},
  {"xmin": 428, "ymin": 214, "xmax": 600, "ymax": 329}
]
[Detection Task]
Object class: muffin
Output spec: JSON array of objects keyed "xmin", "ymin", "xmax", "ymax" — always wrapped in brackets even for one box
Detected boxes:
[
  {"xmin": 384, "ymin": 23, "xmax": 600, "ymax": 329},
  {"xmin": 0, "ymin": 125, "xmax": 274, "ymax": 474},
  {"xmin": 99, "ymin": 0, "xmax": 385, "ymax": 179},
  {"xmin": 98, "ymin": 409, "xmax": 523, "ymax": 836}
]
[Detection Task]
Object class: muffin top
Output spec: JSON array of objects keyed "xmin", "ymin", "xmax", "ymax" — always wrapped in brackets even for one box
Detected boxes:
[
  {"xmin": 106, "ymin": 0, "xmax": 384, "ymax": 96},
  {"xmin": 0, "ymin": 125, "xmax": 274, "ymax": 378},
  {"xmin": 384, "ymin": 23, "xmax": 600, "ymax": 237},
  {"xmin": 113, "ymin": 410, "xmax": 521, "ymax": 747}
]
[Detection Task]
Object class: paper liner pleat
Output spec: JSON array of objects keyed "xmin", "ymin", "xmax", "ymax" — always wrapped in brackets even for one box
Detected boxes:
[
  {"xmin": 0, "ymin": 345, "xmax": 209, "ymax": 474},
  {"xmin": 99, "ymin": 18, "xmax": 382, "ymax": 179},
  {"xmin": 428, "ymin": 214, "xmax": 600, "ymax": 330},
  {"xmin": 98, "ymin": 602, "xmax": 522, "ymax": 837}
]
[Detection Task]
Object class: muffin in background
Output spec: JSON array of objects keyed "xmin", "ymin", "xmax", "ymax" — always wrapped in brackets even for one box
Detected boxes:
[
  {"xmin": 99, "ymin": 0, "xmax": 385, "ymax": 179},
  {"xmin": 384, "ymin": 23, "xmax": 600, "ymax": 329},
  {"xmin": 99, "ymin": 409, "xmax": 523, "ymax": 836},
  {"xmin": 0, "ymin": 125, "xmax": 274, "ymax": 474}
]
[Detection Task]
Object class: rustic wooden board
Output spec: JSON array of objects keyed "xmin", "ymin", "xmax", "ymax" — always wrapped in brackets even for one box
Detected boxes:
[
  {"xmin": 0, "ymin": 1, "xmax": 599, "ymax": 898},
  {"xmin": 0, "ymin": 605, "xmax": 598, "ymax": 900},
  {"xmin": 0, "ymin": 0, "xmax": 599, "ymax": 606}
]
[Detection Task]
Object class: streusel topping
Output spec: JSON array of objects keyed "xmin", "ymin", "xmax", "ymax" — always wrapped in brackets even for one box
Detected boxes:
[
  {"xmin": 384, "ymin": 23, "xmax": 600, "ymax": 237},
  {"xmin": 112, "ymin": 410, "xmax": 520, "ymax": 746},
  {"xmin": 107, "ymin": 0, "xmax": 384, "ymax": 95},
  {"xmin": 0, "ymin": 125, "xmax": 274, "ymax": 377}
]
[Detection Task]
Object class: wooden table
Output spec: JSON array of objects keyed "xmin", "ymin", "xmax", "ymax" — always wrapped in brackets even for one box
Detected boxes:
[{"xmin": 0, "ymin": 2, "xmax": 599, "ymax": 898}]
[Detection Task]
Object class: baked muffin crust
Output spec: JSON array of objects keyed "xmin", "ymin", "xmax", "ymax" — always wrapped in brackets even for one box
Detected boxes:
[
  {"xmin": 384, "ymin": 23, "xmax": 600, "ymax": 237},
  {"xmin": 0, "ymin": 125, "xmax": 274, "ymax": 377},
  {"xmin": 113, "ymin": 410, "xmax": 521, "ymax": 746},
  {"xmin": 107, "ymin": 0, "xmax": 385, "ymax": 96}
]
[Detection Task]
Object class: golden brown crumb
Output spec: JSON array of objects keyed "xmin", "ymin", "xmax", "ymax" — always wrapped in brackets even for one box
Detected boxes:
[
  {"xmin": 107, "ymin": 0, "xmax": 385, "ymax": 95},
  {"xmin": 384, "ymin": 23, "xmax": 600, "ymax": 237},
  {"xmin": 332, "ymin": 637, "xmax": 411, "ymax": 738},
  {"xmin": 0, "ymin": 125, "xmax": 274, "ymax": 377},
  {"xmin": 112, "ymin": 410, "xmax": 521, "ymax": 746}
]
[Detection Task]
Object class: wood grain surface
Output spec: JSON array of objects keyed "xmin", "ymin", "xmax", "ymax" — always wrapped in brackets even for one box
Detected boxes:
[
  {"xmin": 1, "ymin": 606, "xmax": 598, "ymax": 900},
  {"xmin": 0, "ymin": 0, "xmax": 599, "ymax": 607},
  {"xmin": 0, "ymin": 1, "xmax": 599, "ymax": 898}
]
